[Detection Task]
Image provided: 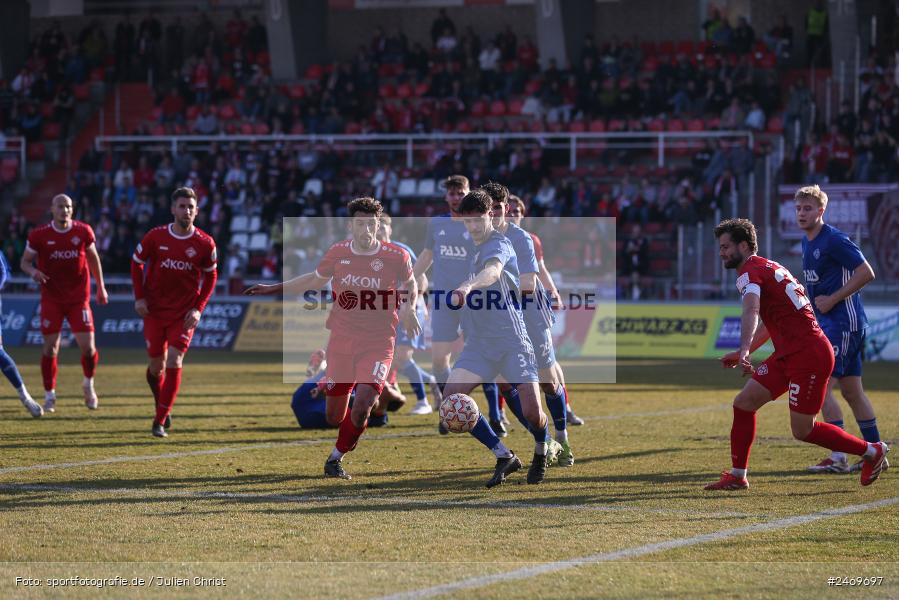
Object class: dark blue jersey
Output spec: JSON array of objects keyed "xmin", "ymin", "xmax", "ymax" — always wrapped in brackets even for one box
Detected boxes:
[
  {"xmin": 422, "ymin": 213, "xmax": 475, "ymax": 291},
  {"xmin": 802, "ymin": 223, "xmax": 868, "ymax": 332}
]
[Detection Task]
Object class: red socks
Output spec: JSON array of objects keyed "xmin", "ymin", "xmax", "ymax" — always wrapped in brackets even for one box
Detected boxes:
[
  {"xmin": 804, "ymin": 421, "xmax": 868, "ymax": 456},
  {"xmin": 146, "ymin": 368, "xmax": 163, "ymax": 404},
  {"xmin": 730, "ymin": 406, "xmax": 757, "ymax": 470},
  {"xmin": 155, "ymin": 367, "xmax": 182, "ymax": 426},
  {"xmin": 41, "ymin": 355, "xmax": 58, "ymax": 391},
  {"xmin": 81, "ymin": 350, "xmax": 98, "ymax": 378},
  {"xmin": 335, "ymin": 414, "xmax": 367, "ymax": 454}
]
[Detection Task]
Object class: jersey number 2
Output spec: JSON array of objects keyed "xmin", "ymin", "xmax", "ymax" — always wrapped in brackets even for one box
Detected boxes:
[{"xmin": 773, "ymin": 268, "xmax": 810, "ymax": 310}]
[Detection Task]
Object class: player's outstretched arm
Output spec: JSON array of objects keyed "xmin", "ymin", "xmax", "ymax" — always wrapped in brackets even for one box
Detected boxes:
[
  {"xmin": 244, "ymin": 271, "xmax": 330, "ymax": 297},
  {"xmin": 412, "ymin": 248, "xmax": 433, "ymax": 282},
  {"xmin": 399, "ymin": 274, "xmax": 422, "ymax": 338},
  {"xmin": 721, "ymin": 322, "xmax": 770, "ymax": 368},
  {"xmin": 453, "ymin": 259, "xmax": 502, "ymax": 302},
  {"xmin": 19, "ymin": 247, "xmax": 48, "ymax": 284},
  {"xmin": 85, "ymin": 243, "xmax": 109, "ymax": 305}
]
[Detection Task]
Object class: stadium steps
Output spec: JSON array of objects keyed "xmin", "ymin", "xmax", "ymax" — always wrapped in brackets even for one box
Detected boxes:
[{"xmin": 19, "ymin": 83, "xmax": 154, "ymax": 224}]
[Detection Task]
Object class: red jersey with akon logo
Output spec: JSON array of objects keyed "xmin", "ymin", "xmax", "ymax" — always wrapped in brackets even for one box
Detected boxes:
[
  {"xmin": 132, "ymin": 224, "xmax": 217, "ymax": 322},
  {"xmin": 315, "ymin": 240, "xmax": 412, "ymax": 346},
  {"xmin": 26, "ymin": 220, "xmax": 95, "ymax": 304}
]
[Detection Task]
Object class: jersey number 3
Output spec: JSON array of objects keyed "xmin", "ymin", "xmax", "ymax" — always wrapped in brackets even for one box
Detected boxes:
[{"xmin": 774, "ymin": 267, "xmax": 810, "ymax": 310}]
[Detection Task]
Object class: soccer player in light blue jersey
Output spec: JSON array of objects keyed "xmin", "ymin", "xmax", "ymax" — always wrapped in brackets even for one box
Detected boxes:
[
  {"xmin": 443, "ymin": 189, "xmax": 551, "ymax": 488},
  {"xmin": 0, "ymin": 252, "xmax": 43, "ymax": 417},
  {"xmin": 481, "ymin": 182, "xmax": 574, "ymax": 467},
  {"xmin": 796, "ymin": 185, "xmax": 887, "ymax": 474},
  {"xmin": 411, "ymin": 175, "xmax": 500, "ymax": 432},
  {"xmin": 376, "ymin": 214, "xmax": 443, "ymax": 415}
]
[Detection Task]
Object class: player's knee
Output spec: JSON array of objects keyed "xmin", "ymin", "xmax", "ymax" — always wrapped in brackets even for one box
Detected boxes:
[{"xmin": 790, "ymin": 418, "xmax": 813, "ymax": 440}]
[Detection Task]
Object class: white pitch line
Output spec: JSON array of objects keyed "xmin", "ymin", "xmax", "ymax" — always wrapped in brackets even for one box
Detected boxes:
[
  {"xmin": 0, "ymin": 483, "xmax": 763, "ymax": 519},
  {"xmin": 0, "ymin": 403, "xmax": 729, "ymax": 476},
  {"xmin": 374, "ymin": 495, "xmax": 899, "ymax": 600}
]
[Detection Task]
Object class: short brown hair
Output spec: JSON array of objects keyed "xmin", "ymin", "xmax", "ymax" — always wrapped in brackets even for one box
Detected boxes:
[
  {"xmin": 794, "ymin": 184, "xmax": 828, "ymax": 210},
  {"xmin": 347, "ymin": 196, "xmax": 383, "ymax": 217},
  {"xmin": 480, "ymin": 181, "xmax": 510, "ymax": 204},
  {"xmin": 508, "ymin": 194, "xmax": 526, "ymax": 214},
  {"xmin": 458, "ymin": 189, "xmax": 491, "ymax": 215},
  {"xmin": 443, "ymin": 174, "xmax": 469, "ymax": 192},
  {"xmin": 714, "ymin": 218, "xmax": 758, "ymax": 253},
  {"xmin": 379, "ymin": 213, "xmax": 392, "ymax": 225},
  {"xmin": 171, "ymin": 187, "xmax": 197, "ymax": 204}
]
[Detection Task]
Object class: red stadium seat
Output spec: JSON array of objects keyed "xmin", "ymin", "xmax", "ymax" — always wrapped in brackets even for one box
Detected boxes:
[
  {"xmin": 524, "ymin": 79, "xmax": 542, "ymax": 95},
  {"xmin": 219, "ymin": 104, "xmax": 237, "ymax": 120},
  {"xmin": 344, "ymin": 121, "xmax": 362, "ymax": 134},
  {"xmin": 767, "ymin": 115, "xmax": 784, "ymax": 133},
  {"xmin": 43, "ymin": 122, "xmax": 61, "ymax": 140},
  {"xmin": 27, "ymin": 143, "xmax": 45, "ymax": 161},
  {"xmin": 642, "ymin": 56, "xmax": 659, "ymax": 72},
  {"xmin": 290, "ymin": 122, "xmax": 305, "ymax": 134},
  {"xmin": 41, "ymin": 103, "xmax": 54, "ymax": 119},
  {"xmin": 489, "ymin": 100, "xmax": 506, "ymax": 116},
  {"xmin": 507, "ymin": 98, "xmax": 523, "ymax": 115},
  {"xmin": 90, "ymin": 67, "xmax": 105, "ymax": 82},
  {"xmin": 666, "ymin": 119, "xmax": 684, "ymax": 132},
  {"xmin": 568, "ymin": 120, "xmax": 586, "ymax": 133},
  {"xmin": 240, "ymin": 122, "xmax": 254, "ymax": 135},
  {"xmin": 470, "ymin": 100, "xmax": 487, "ymax": 118},
  {"xmin": 73, "ymin": 83, "xmax": 90, "ymax": 101},
  {"xmin": 396, "ymin": 83, "xmax": 412, "ymax": 98},
  {"xmin": 529, "ymin": 120, "xmax": 545, "ymax": 133},
  {"xmin": 455, "ymin": 120, "xmax": 473, "ymax": 133},
  {"xmin": 186, "ymin": 105, "xmax": 200, "ymax": 121},
  {"xmin": 676, "ymin": 41, "xmax": 694, "ymax": 56},
  {"xmin": 254, "ymin": 122, "xmax": 270, "ymax": 135},
  {"xmin": 149, "ymin": 106, "xmax": 162, "ymax": 121},
  {"xmin": 150, "ymin": 123, "xmax": 165, "ymax": 135},
  {"xmin": 608, "ymin": 119, "xmax": 625, "ymax": 132},
  {"xmin": 658, "ymin": 41, "xmax": 675, "ymax": 56},
  {"xmin": 304, "ymin": 64, "xmax": 324, "ymax": 79},
  {"xmin": 687, "ymin": 118, "xmax": 705, "ymax": 131},
  {"xmin": 414, "ymin": 82, "xmax": 429, "ymax": 97},
  {"xmin": 589, "ymin": 119, "xmax": 606, "ymax": 133},
  {"xmin": 289, "ymin": 84, "xmax": 306, "ymax": 99},
  {"xmin": 648, "ymin": 118, "xmax": 665, "ymax": 132},
  {"xmin": 379, "ymin": 83, "xmax": 396, "ymax": 98}
]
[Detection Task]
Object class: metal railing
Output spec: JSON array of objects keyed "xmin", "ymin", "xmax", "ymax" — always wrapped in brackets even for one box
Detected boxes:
[
  {"xmin": 1, "ymin": 136, "xmax": 27, "ymax": 179},
  {"xmin": 95, "ymin": 130, "xmax": 757, "ymax": 171}
]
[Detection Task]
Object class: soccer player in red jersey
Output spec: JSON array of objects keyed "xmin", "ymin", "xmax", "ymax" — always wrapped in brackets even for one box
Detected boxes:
[
  {"xmin": 20, "ymin": 194, "xmax": 108, "ymax": 412},
  {"xmin": 705, "ymin": 219, "xmax": 888, "ymax": 490},
  {"xmin": 245, "ymin": 197, "xmax": 420, "ymax": 480},
  {"xmin": 131, "ymin": 187, "xmax": 218, "ymax": 438}
]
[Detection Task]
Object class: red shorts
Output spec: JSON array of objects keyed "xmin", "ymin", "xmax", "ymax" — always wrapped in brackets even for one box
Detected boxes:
[
  {"xmin": 40, "ymin": 299, "xmax": 94, "ymax": 334},
  {"xmin": 323, "ymin": 334, "xmax": 395, "ymax": 397},
  {"xmin": 752, "ymin": 335, "xmax": 835, "ymax": 415},
  {"xmin": 143, "ymin": 315, "xmax": 195, "ymax": 357}
]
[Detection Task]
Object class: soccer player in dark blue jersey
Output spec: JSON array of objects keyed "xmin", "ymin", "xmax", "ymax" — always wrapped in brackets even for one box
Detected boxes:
[
  {"xmin": 443, "ymin": 189, "xmax": 551, "ymax": 488},
  {"xmin": 0, "ymin": 253, "xmax": 43, "ymax": 417},
  {"xmin": 481, "ymin": 182, "xmax": 574, "ymax": 467},
  {"xmin": 376, "ymin": 214, "xmax": 442, "ymax": 415},
  {"xmin": 796, "ymin": 185, "xmax": 886, "ymax": 474}
]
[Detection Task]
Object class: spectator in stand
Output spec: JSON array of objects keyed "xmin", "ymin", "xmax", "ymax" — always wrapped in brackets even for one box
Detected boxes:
[
  {"xmin": 52, "ymin": 84, "xmax": 75, "ymax": 142},
  {"xmin": 720, "ymin": 97, "xmax": 744, "ymax": 129},
  {"xmin": 733, "ymin": 17, "xmax": 756, "ymax": 55},
  {"xmin": 436, "ymin": 28, "xmax": 458, "ymax": 57},
  {"xmin": 622, "ymin": 224, "xmax": 649, "ymax": 300},
  {"xmin": 193, "ymin": 105, "xmax": 219, "ymax": 134},
  {"xmin": 114, "ymin": 15, "xmax": 136, "ymax": 80},
  {"xmin": 371, "ymin": 163, "xmax": 398, "ymax": 201},
  {"xmin": 827, "ymin": 132, "xmax": 854, "ymax": 183},
  {"xmin": 702, "ymin": 7, "xmax": 724, "ymax": 43},
  {"xmin": 431, "ymin": 9, "xmax": 455, "ymax": 46},
  {"xmin": 133, "ymin": 156, "xmax": 155, "ymax": 188},
  {"xmin": 806, "ymin": 0, "xmax": 829, "ymax": 67},
  {"xmin": 160, "ymin": 86, "xmax": 185, "ymax": 124},
  {"xmin": 765, "ymin": 14, "xmax": 794, "ymax": 61},
  {"xmin": 744, "ymin": 100, "xmax": 766, "ymax": 130},
  {"xmin": 478, "ymin": 41, "xmax": 501, "ymax": 96},
  {"xmin": 854, "ymin": 118, "xmax": 876, "ymax": 182}
]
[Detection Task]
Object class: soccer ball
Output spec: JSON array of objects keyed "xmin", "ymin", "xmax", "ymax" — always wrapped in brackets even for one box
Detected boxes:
[{"xmin": 439, "ymin": 393, "xmax": 480, "ymax": 433}]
